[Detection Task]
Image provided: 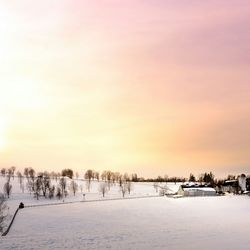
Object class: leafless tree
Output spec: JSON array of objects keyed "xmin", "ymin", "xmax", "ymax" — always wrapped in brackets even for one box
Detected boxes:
[
  {"xmin": 101, "ymin": 171, "xmax": 107, "ymax": 181},
  {"xmin": 159, "ymin": 188, "xmax": 166, "ymax": 196},
  {"xmin": 123, "ymin": 173, "xmax": 130, "ymax": 182},
  {"xmin": 127, "ymin": 181, "xmax": 133, "ymax": 194},
  {"xmin": 34, "ymin": 178, "xmax": 42, "ymax": 200},
  {"xmin": 56, "ymin": 187, "xmax": 62, "ymax": 200},
  {"xmin": 0, "ymin": 194, "xmax": 7, "ymax": 233},
  {"xmin": 95, "ymin": 171, "xmax": 100, "ymax": 181},
  {"xmin": 85, "ymin": 170, "xmax": 94, "ymax": 192},
  {"xmin": 49, "ymin": 185, "xmax": 55, "ymax": 199},
  {"xmin": 62, "ymin": 169, "xmax": 74, "ymax": 179},
  {"xmin": 120, "ymin": 182, "xmax": 128, "ymax": 198},
  {"xmin": 118, "ymin": 174, "xmax": 123, "ymax": 187},
  {"xmin": 153, "ymin": 182, "xmax": 159, "ymax": 192},
  {"xmin": 6, "ymin": 169, "xmax": 11, "ymax": 182},
  {"xmin": 41, "ymin": 175, "xmax": 51, "ymax": 197},
  {"xmin": 17, "ymin": 171, "xmax": 24, "ymax": 191},
  {"xmin": 1, "ymin": 168, "xmax": 6, "ymax": 177},
  {"xmin": 114, "ymin": 172, "xmax": 120, "ymax": 183},
  {"xmin": 10, "ymin": 166, "xmax": 16, "ymax": 179},
  {"xmin": 59, "ymin": 177, "xmax": 67, "ymax": 197},
  {"xmin": 27, "ymin": 168, "xmax": 36, "ymax": 191},
  {"xmin": 99, "ymin": 182, "xmax": 108, "ymax": 197},
  {"xmin": 24, "ymin": 167, "xmax": 29, "ymax": 179},
  {"xmin": 106, "ymin": 171, "xmax": 112, "ymax": 190},
  {"xmin": 26, "ymin": 179, "xmax": 33, "ymax": 195},
  {"xmin": 4, "ymin": 181, "xmax": 12, "ymax": 198},
  {"xmin": 70, "ymin": 181, "xmax": 78, "ymax": 196}
]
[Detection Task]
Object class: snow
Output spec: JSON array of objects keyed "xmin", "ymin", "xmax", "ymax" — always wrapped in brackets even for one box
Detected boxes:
[
  {"xmin": 0, "ymin": 176, "xmax": 160, "ymax": 230},
  {"xmin": 1, "ymin": 176, "xmax": 250, "ymax": 249},
  {"xmin": 183, "ymin": 187, "xmax": 216, "ymax": 192}
]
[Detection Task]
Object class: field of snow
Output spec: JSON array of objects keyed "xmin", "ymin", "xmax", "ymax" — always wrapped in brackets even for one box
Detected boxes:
[
  {"xmin": 0, "ymin": 175, "xmax": 162, "ymax": 230},
  {"xmin": 1, "ymin": 195, "xmax": 250, "ymax": 249},
  {"xmin": 1, "ymin": 176, "xmax": 250, "ymax": 249}
]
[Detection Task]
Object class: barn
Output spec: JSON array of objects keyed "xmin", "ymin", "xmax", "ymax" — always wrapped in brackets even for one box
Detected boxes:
[{"xmin": 178, "ymin": 184, "xmax": 216, "ymax": 197}]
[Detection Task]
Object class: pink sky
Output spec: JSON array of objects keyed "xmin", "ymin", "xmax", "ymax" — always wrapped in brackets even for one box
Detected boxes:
[{"xmin": 0, "ymin": 1, "xmax": 250, "ymax": 178}]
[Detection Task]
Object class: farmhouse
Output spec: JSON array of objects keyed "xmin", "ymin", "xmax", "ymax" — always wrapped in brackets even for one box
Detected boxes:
[
  {"xmin": 178, "ymin": 184, "xmax": 216, "ymax": 197},
  {"xmin": 221, "ymin": 174, "xmax": 247, "ymax": 194},
  {"xmin": 222, "ymin": 180, "xmax": 239, "ymax": 193}
]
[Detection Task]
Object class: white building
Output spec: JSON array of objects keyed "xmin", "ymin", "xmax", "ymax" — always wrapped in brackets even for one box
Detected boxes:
[
  {"xmin": 178, "ymin": 185, "xmax": 216, "ymax": 197},
  {"xmin": 238, "ymin": 174, "xmax": 247, "ymax": 192}
]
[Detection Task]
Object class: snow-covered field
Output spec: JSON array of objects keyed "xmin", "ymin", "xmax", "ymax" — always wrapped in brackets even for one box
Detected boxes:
[
  {"xmin": 1, "ymin": 196, "xmax": 250, "ymax": 249},
  {"xmin": 0, "ymin": 175, "xmax": 161, "ymax": 231},
  {"xmin": 1, "ymin": 176, "xmax": 250, "ymax": 249}
]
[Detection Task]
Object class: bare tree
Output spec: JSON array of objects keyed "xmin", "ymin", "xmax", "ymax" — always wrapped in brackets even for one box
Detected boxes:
[
  {"xmin": 6, "ymin": 169, "xmax": 11, "ymax": 182},
  {"xmin": 24, "ymin": 167, "xmax": 29, "ymax": 179},
  {"xmin": 127, "ymin": 181, "xmax": 133, "ymax": 194},
  {"xmin": 27, "ymin": 168, "xmax": 36, "ymax": 191},
  {"xmin": 56, "ymin": 187, "xmax": 62, "ymax": 200},
  {"xmin": 41, "ymin": 175, "xmax": 51, "ymax": 198},
  {"xmin": 70, "ymin": 181, "xmax": 78, "ymax": 196},
  {"xmin": 1, "ymin": 168, "xmax": 6, "ymax": 177},
  {"xmin": 59, "ymin": 177, "xmax": 67, "ymax": 197},
  {"xmin": 49, "ymin": 185, "xmax": 55, "ymax": 199},
  {"xmin": 101, "ymin": 171, "xmax": 107, "ymax": 181},
  {"xmin": 26, "ymin": 179, "xmax": 33, "ymax": 195},
  {"xmin": 34, "ymin": 178, "xmax": 42, "ymax": 200},
  {"xmin": 85, "ymin": 170, "xmax": 94, "ymax": 192},
  {"xmin": 153, "ymin": 182, "xmax": 159, "ymax": 192},
  {"xmin": 17, "ymin": 171, "xmax": 24, "ymax": 191},
  {"xmin": 120, "ymin": 182, "xmax": 128, "ymax": 198},
  {"xmin": 99, "ymin": 182, "xmax": 108, "ymax": 197},
  {"xmin": 0, "ymin": 194, "xmax": 7, "ymax": 233},
  {"xmin": 10, "ymin": 166, "xmax": 16, "ymax": 179},
  {"xmin": 106, "ymin": 171, "xmax": 112, "ymax": 190},
  {"xmin": 62, "ymin": 169, "xmax": 74, "ymax": 179},
  {"xmin": 4, "ymin": 182, "xmax": 12, "ymax": 198},
  {"xmin": 95, "ymin": 171, "xmax": 100, "ymax": 181}
]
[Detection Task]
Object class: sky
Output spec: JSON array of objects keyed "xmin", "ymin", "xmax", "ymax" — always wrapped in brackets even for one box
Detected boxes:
[{"xmin": 0, "ymin": 0, "xmax": 250, "ymax": 178}]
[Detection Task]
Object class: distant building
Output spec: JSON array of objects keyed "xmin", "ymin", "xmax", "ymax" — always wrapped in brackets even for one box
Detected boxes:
[
  {"xmin": 222, "ymin": 180, "xmax": 239, "ymax": 193},
  {"xmin": 221, "ymin": 174, "xmax": 247, "ymax": 194},
  {"xmin": 177, "ymin": 184, "xmax": 216, "ymax": 197}
]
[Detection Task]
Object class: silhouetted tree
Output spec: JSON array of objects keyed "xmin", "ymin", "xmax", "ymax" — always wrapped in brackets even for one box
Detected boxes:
[
  {"xmin": 41, "ymin": 175, "xmax": 51, "ymax": 197},
  {"xmin": 56, "ymin": 187, "xmax": 62, "ymax": 200},
  {"xmin": 62, "ymin": 169, "xmax": 74, "ymax": 179},
  {"xmin": 131, "ymin": 173, "xmax": 138, "ymax": 182},
  {"xmin": 10, "ymin": 166, "xmax": 16, "ymax": 179},
  {"xmin": 189, "ymin": 173, "xmax": 196, "ymax": 182},
  {"xmin": 85, "ymin": 170, "xmax": 94, "ymax": 191},
  {"xmin": 34, "ymin": 178, "xmax": 42, "ymax": 200},
  {"xmin": 59, "ymin": 177, "xmax": 67, "ymax": 197},
  {"xmin": 1, "ymin": 168, "xmax": 6, "ymax": 177},
  {"xmin": 4, "ymin": 182, "xmax": 12, "ymax": 198},
  {"xmin": 49, "ymin": 186, "xmax": 55, "ymax": 199}
]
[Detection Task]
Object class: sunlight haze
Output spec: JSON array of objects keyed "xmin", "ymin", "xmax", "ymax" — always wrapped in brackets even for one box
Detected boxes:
[{"xmin": 1, "ymin": 0, "xmax": 250, "ymax": 177}]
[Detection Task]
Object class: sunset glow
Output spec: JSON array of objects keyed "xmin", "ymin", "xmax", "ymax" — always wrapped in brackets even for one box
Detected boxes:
[{"xmin": 1, "ymin": 1, "xmax": 250, "ymax": 177}]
